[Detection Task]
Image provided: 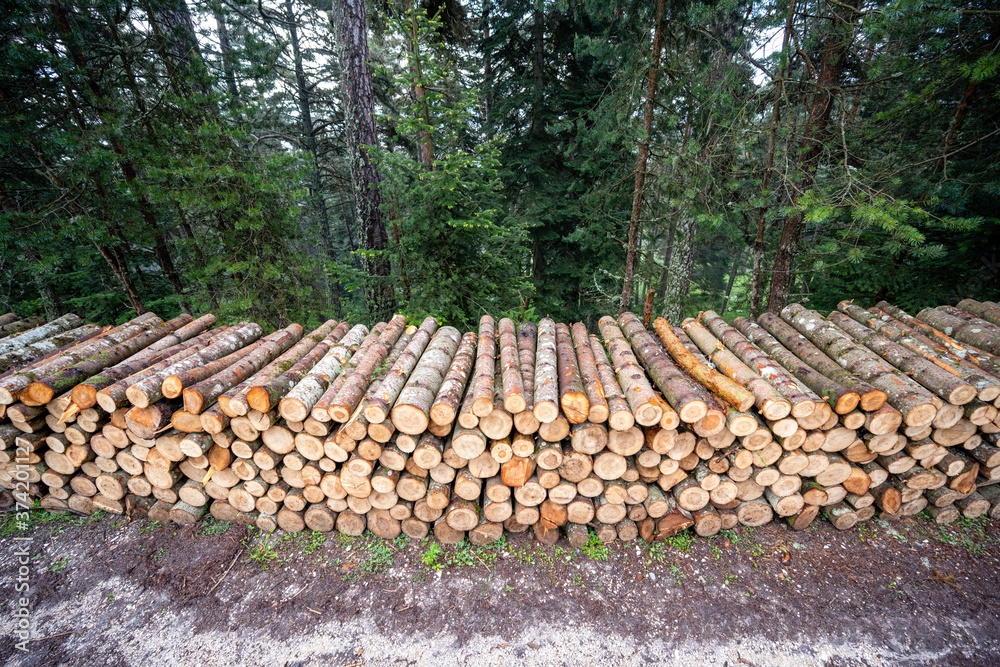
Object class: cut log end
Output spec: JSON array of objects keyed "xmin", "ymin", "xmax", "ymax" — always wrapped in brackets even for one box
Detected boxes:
[
  {"xmin": 24, "ymin": 383, "xmax": 55, "ymax": 406},
  {"xmin": 124, "ymin": 386, "xmax": 151, "ymax": 409},
  {"xmin": 633, "ymin": 402, "xmax": 663, "ymax": 427},
  {"xmin": 161, "ymin": 375, "xmax": 183, "ymax": 399},
  {"xmin": 904, "ymin": 403, "xmax": 938, "ymax": 428},
  {"xmin": 859, "ymin": 389, "xmax": 888, "ymax": 412},
  {"xmin": 472, "ymin": 397, "xmax": 495, "ymax": 418},
  {"xmin": 278, "ymin": 398, "xmax": 309, "ymax": 423},
  {"xmin": 533, "ymin": 400, "xmax": 560, "ymax": 424},
  {"xmin": 561, "ymin": 392, "xmax": 590, "ymax": 424},
  {"xmin": 834, "ymin": 392, "xmax": 860, "ymax": 415},
  {"xmin": 245, "ymin": 387, "xmax": 271, "ymax": 414},
  {"xmin": 503, "ymin": 394, "xmax": 527, "ymax": 414},
  {"xmin": 678, "ymin": 399, "xmax": 708, "ymax": 424},
  {"xmin": 328, "ymin": 405, "xmax": 351, "ymax": 423},
  {"xmin": 391, "ymin": 405, "xmax": 430, "ymax": 436},
  {"xmin": 948, "ymin": 384, "xmax": 977, "ymax": 406}
]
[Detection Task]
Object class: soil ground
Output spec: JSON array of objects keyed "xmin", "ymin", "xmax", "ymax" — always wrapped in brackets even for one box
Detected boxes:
[{"xmin": 2, "ymin": 510, "xmax": 1000, "ymax": 666}]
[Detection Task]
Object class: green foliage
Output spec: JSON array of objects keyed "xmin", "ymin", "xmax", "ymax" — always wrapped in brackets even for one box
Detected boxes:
[
  {"xmin": 581, "ymin": 530, "xmax": 610, "ymax": 561},
  {"xmin": 197, "ymin": 518, "xmax": 231, "ymax": 536},
  {"xmin": 376, "ymin": 7, "xmax": 531, "ymax": 328}
]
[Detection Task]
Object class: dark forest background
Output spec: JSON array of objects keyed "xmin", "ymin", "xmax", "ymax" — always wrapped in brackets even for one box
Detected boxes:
[{"xmin": 2, "ymin": 0, "xmax": 997, "ymax": 329}]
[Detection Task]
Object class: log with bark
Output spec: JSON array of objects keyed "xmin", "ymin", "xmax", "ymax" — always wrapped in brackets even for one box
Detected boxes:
[
  {"xmin": 532, "ymin": 318, "xmax": 561, "ymax": 424},
  {"xmin": 758, "ymin": 312, "xmax": 886, "ymax": 411},
  {"xmin": 828, "ymin": 311, "xmax": 976, "ymax": 405},
  {"xmin": 916, "ymin": 307, "xmax": 1000, "ymax": 356},
  {"xmin": 125, "ymin": 322, "xmax": 263, "ymax": 409},
  {"xmin": 700, "ymin": 310, "xmax": 817, "ymax": 418},
  {"xmin": 274, "ymin": 323, "xmax": 372, "ymax": 422},
  {"xmin": 470, "ymin": 315, "xmax": 497, "ymax": 417},
  {"xmin": 365, "ymin": 317, "xmax": 439, "ymax": 424},
  {"xmin": 649, "ymin": 317, "xmax": 748, "ymax": 416},
  {"xmin": 327, "ymin": 314, "xmax": 408, "ymax": 422},
  {"xmin": 682, "ymin": 317, "xmax": 792, "ymax": 420},
  {"xmin": 389, "ymin": 326, "xmax": 462, "ymax": 435},
  {"xmin": 782, "ymin": 305, "xmax": 938, "ymax": 427},
  {"xmin": 182, "ymin": 325, "xmax": 304, "ymax": 414},
  {"xmin": 497, "ymin": 318, "xmax": 526, "ymax": 414},
  {"xmin": 555, "ymin": 323, "xmax": 589, "ymax": 423},
  {"xmin": 840, "ymin": 301, "xmax": 1000, "ymax": 402}
]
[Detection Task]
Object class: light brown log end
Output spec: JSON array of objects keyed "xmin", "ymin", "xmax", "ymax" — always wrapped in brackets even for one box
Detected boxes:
[
  {"xmin": 833, "ymin": 392, "xmax": 860, "ymax": 415},
  {"xmin": 608, "ymin": 409, "xmax": 635, "ymax": 432},
  {"xmin": 904, "ymin": 402, "xmax": 938, "ymax": 429},
  {"xmin": 392, "ymin": 405, "xmax": 430, "ymax": 436},
  {"xmin": 503, "ymin": 394, "xmax": 527, "ymax": 414},
  {"xmin": 182, "ymin": 389, "xmax": 205, "ymax": 415},
  {"xmin": 161, "ymin": 375, "xmax": 183, "ymax": 399},
  {"xmin": 761, "ymin": 398, "xmax": 792, "ymax": 421},
  {"xmin": 70, "ymin": 385, "xmax": 98, "ymax": 410},
  {"xmin": 328, "ymin": 404, "xmax": 352, "ymax": 423},
  {"xmin": 859, "ymin": 389, "xmax": 887, "ymax": 412},
  {"xmin": 472, "ymin": 397, "xmax": 495, "ymax": 418},
  {"xmin": 512, "ymin": 410, "xmax": 540, "ymax": 435},
  {"xmin": 790, "ymin": 399, "xmax": 816, "ymax": 420},
  {"xmin": 278, "ymin": 397, "xmax": 308, "ymax": 423},
  {"xmin": 677, "ymin": 399, "xmax": 708, "ymax": 424},
  {"xmin": 245, "ymin": 387, "xmax": 271, "ymax": 414},
  {"xmin": 948, "ymin": 384, "xmax": 977, "ymax": 406},
  {"xmin": 364, "ymin": 404, "xmax": 388, "ymax": 425},
  {"xmin": 533, "ymin": 400, "xmax": 560, "ymax": 424},
  {"xmin": 23, "ymin": 383, "xmax": 55, "ymax": 406}
]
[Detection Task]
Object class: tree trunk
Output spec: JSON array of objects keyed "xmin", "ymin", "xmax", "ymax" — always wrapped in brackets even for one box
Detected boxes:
[
  {"xmin": 620, "ymin": 0, "xmax": 666, "ymax": 314},
  {"xmin": 331, "ymin": 0, "xmax": 396, "ymax": 319},
  {"xmin": 766, "ymin": 0, "xmax": 859, "ymax": 312},
  {"xmin": 750, "ymin": 0, "xmax": 796, "ymax": 319}
]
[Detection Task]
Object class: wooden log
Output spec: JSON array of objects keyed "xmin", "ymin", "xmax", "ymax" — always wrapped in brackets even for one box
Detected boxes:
[
  {"xmin": 569, "ymin": 323, "xmax": 608, "ymax": 423},
  {"xmin": 829, "ymin": 311, "xmax": 976, "ymax": 405},
  {"xmin": 956, "ymin": 299, "xmax": 1000, "ymax": 327},
  {"xmin": 273, "ymin": 323, "xmax": 372, "ymax": 422},
  {"xmin": 756, "ymin": 312, "xmax": 884, "ymax": 411},
  {"xmin": 550, "ymin": 323, "xmax": 589, "ymax": 423},
  {"xmin": 125, "ymin": 322, "xmax": 263, "ymax": 408},
  {"xmin": 390, "ymin": 327, "xmax": 462, "ymax": 434},
  {"xmin": 681, "ymin": 317, "xmax": 792, "ymax": 419},
  {"xmin": 24, "ymin": 315, "xmax": 198, "ymax": 405},
  {"xmin": 514, "ymin": 321, "xmax": 538, "ymax": 426},
  {"xmin": 839, "ymin": 301, "xmax": 1000, "ymax": 403},
  {"xmin": 422, "ymin": 330, "xmax": 476, "ymax": 428},
  {"xmin": 468, "ymin": 315, "xmax": 498, "ymax": 417},
  {"xmin": 781, "ymin": 305, "xmax": 935, "ymax": 426},
  {"xmin": 588, "ymin": 334, "xmax": 634, "ymax": 431},
  {"xmin": 366, "ymin": 317, "xmax": 439, "ymax": 424},
  {"xmin": 596, "ymin": 317, "xmax": 661, "ymax": 426},
  {"xmin": 613, "ymin": 314, "xmax": 706, "ymax": 422},
  {"xmin": 493, "ymin": 318, "xmax": 526, "ymax": 414},
  {"xmin": 529, "ymin": 318, "xmax": 561, "ymax": 423},
  {"xmin": 916, "ymin": 307, "xmax": 1000, "ymax": 356}
]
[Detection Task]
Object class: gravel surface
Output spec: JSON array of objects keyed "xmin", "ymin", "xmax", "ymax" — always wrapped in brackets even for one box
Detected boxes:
[{"xmin": 2, "ymin": 511, "xmax": 999, "ymax": 666}]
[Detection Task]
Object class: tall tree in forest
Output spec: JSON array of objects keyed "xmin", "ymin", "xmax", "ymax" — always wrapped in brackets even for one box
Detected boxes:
[
  {"xmin": 764, "ymin": 0, "xmax": 861, "ymax": 312},
  {"xmin": 331, "ymin": 0, "xmax": 396, "ymax": 319},
  {"xmin": 619, "ymin": 0, "xmax": 666, "ymax": 314},
  {"xmin": 377, "ymin": 6, "xmax": 529, "ymax": 326}
]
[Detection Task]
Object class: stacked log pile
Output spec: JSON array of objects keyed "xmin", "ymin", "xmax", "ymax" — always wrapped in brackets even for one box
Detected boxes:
[{"xmin": 2, "ymin": 297, "xmax": 1000, "ymax": 547}]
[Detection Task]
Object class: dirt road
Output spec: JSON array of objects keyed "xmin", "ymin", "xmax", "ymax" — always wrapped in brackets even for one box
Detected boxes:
[{"xmin": 2, "ymin": 511, "xmax": 999, "ymax": 666}]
